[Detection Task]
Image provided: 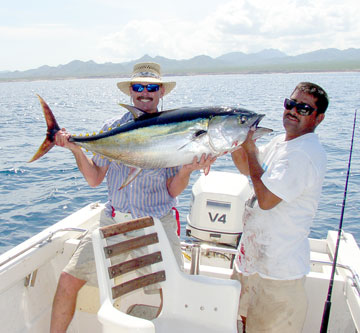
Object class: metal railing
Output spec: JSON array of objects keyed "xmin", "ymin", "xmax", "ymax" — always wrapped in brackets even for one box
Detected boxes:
[
  {"xmin": 311, "ymin": 259, "xmax": 360, "ymax": 296},
  {"xmin": 182, "ymin": 241, "xmax": 360, "ymax": 296}
]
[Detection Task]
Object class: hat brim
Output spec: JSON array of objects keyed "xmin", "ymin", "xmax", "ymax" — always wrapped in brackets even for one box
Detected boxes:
[{"xmin": 117, "ymin": 79, "xmax": 176, "ymax": 96}]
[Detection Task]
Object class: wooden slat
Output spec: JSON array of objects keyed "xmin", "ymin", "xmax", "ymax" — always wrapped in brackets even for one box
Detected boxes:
[
  {"xmin": 100, "ymin": 216, "xmax": 154, "ymax": 238},
  {"xmin": 104, "ymin": 233, "xmax": 159, "ymax": 258},
  {"xmin": 112, "ymin": 271, "xmax": 166, "ymax": 299},
  {"xmin": 108, "ymin": 251, "xmax": 163, "ymax": 278}
]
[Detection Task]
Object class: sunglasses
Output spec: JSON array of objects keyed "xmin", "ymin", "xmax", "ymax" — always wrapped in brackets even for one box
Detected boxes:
[
  {"xmin": 284, "ymin": 98, "xmax": 316, "ymax": 116},
  {"xmin": 131, "ymin": 84, "xmax": 161, "ymax": 93}
]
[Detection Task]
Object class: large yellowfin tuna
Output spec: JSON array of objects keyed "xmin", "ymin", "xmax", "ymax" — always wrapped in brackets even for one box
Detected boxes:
[{"xmin": 30, "ymin": 95, "xmax": 272, "ymax": 186}]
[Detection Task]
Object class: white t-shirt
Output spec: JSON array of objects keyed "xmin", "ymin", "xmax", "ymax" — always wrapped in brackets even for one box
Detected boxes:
[{"xmin": 235, "ymin": 133, "xmax": 327, "ymax": 279}]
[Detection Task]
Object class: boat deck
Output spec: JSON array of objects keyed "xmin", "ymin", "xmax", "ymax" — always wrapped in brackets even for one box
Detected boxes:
[{"xmin": 0, "ymin": 203, "xmax": 359, "ymax": 332}]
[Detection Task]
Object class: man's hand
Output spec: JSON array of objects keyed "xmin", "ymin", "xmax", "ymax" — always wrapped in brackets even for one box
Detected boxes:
[
  {"xmin": 232, "ymin": 127, "xmax": 258, "ymax": 176},
  {"xmin": 182, "ymin": 153, "xmax": 217, "ymax": 175},
  {"xmin": 241, "ymin": 127, "xmax": 257, "ymax": 155},
  {"xmin": 55, "ymin": 128, "xmax": 80, "ymax": 152}
]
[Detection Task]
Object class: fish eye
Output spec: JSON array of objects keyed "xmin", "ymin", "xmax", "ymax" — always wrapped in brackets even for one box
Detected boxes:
[{"xmin": 240, "ymin": 116, "xmax": 247, "ymax": 124}]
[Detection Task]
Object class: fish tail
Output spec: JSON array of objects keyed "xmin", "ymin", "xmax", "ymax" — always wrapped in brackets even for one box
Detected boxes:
[{"xmin": 28, "ymin": 95, "xmax": 61, "ymax": 162}]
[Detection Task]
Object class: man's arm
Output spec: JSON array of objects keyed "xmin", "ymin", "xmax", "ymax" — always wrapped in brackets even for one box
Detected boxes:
[
  {"xmin": 239, "ymin": 129, "xmax": 281, "ymax": 210},
  {"xmin": 55, "ymin": 129, "xmax": 108, "ymax": 187},
  {"xmin": 167, "ymin": 154, "xmax": 216, "ymax": 198},
  {"xmin": 231, "ymin": 147, "xmax": 250, "ymax": 176}
]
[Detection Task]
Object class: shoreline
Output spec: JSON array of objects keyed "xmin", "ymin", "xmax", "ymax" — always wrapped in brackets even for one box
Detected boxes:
[{"xmin": 1, "ymin": 68, "xmax": 359, "ymax": 83}]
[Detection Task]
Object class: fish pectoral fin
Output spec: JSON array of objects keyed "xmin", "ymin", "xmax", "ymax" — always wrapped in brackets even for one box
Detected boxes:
[
  {"xmin": 119, "ymin": 167, "xmax": 142, "ymax": 189},
  {"xmin": 194, "ymin": 129, "xmax": 207, "ymax": 138},
  {"xmin": 177, "ymin": 130, "xmax": 208, "ymax": 151},
  {"xmin": 118, "ymin": 104, "xmax": 145, "ymax": 119}
]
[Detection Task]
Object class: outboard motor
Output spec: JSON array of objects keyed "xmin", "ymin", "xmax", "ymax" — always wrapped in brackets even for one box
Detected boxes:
[{"xmin": 186, "ymin": 171, "xmax": 252, "ymax": 247}]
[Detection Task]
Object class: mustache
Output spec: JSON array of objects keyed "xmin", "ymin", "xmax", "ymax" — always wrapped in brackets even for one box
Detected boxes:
[{"xmin": 285, "ymin": 111, "xmax": 299, "ymax": 121}]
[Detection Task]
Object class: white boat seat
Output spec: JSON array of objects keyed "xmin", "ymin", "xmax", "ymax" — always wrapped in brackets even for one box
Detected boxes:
[{"xmin": 92, "ymin": 216, "xmax": 241, "ymax": 333}]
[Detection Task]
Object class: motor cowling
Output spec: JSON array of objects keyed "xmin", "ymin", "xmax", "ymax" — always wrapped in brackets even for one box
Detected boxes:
[{"xmin": 186, "ymin": 171, "xmax": 252, "ymax": 247}]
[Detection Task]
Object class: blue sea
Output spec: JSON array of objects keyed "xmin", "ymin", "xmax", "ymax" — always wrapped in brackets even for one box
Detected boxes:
[{"xmin": 0, "ymin": 72, "xmax": 359, "ymax": 254}]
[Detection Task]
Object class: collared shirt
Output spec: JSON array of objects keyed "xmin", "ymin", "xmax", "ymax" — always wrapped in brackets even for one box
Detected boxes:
[{"xmin": 93, "ymin": 112, "xmax": 180, "ymax": 218}]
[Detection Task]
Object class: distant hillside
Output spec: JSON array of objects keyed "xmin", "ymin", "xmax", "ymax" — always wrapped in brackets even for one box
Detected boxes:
[{"xmin": 1, "ymin": 48, "xmax": 359, "ymax": 82}]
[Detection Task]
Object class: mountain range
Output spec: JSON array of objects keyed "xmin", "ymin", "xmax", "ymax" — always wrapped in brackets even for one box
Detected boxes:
[{"xmin": 1, "ymin": 48, "xmax": 359, "ymax": 81}]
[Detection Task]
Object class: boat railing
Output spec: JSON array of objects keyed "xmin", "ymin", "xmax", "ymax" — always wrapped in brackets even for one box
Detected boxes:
[
  {"xmin": 181, "ymin": 241, "xmax": 238, "ymax": 275},
  {"xmin": 0, "ymin": 227, "xmax": 88, "ymax": 268},
  {"xmin": 311, "ymin": 259, "xmax": 360, "ymax": 296},
  {"xmin": 181, "ymin": 241, "xmax": 360, "ymax": 296}
]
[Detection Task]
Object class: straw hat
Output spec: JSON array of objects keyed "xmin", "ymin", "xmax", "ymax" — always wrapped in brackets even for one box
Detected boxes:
[{"xmin": 117, "ymin": 62, "xmax": 176, "ymax": 96}]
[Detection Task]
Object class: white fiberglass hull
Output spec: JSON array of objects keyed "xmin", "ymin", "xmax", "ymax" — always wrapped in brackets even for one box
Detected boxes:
[{"xmin": 0, "ymin": 202, "xmax": 359, "ymax": 332}]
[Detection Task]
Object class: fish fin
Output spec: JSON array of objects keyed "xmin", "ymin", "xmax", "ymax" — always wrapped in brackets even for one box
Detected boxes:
[
  {"xmin": 119, "ymin": 103, "xmax": 145, "ymax": 119},
  {"xmin": 194, "ymin": 130, "xmax": 207, "ymax": 138},
  {"xmin": 119, "ymin": 167, "xmax": 143, "ymax": 189},
  {"xmin": 177, "ymin": 130, "xmax": 208, "ymax": 151},
  {"xmin": 177, "ymin": 142, "xmax": 189, "ymax": 151},
  {"xmin": 28, "ymin": 137, "xmax": 56, "ymax": 163},
  {"xmin": 28, "ymin": 95, "xmax": 61, "ymax": 162}
]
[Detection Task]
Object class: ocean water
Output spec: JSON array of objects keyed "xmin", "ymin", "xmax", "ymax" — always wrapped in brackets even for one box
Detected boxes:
[{"xmin": 0, "ymin": 72, "xmax": 359, "ymax": 254}]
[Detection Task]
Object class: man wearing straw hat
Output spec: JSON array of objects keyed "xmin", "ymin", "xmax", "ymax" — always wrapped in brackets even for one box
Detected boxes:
[{"xmin": 50, "ymin": 62, "xmax": 216, "ymax": 332}]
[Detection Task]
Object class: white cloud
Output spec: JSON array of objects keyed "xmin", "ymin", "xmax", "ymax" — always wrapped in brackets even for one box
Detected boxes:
[{"xmin": 95, "ymin": 0, "xmax": 360, "ymax": 62}]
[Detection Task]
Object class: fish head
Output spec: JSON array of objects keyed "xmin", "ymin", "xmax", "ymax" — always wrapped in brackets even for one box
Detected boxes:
[{"xmin": 208, "ymin": 107, "xmax": 271, "ymax": 153}]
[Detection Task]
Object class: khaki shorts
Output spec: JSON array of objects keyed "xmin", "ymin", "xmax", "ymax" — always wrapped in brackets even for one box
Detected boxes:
[
  {"xmin": 231, "ymin": 270, "xmax": 307, "ymax": 333},
  {"xmin": 64, "ymin": 210, "xmax": 183, "ymax": 286}
]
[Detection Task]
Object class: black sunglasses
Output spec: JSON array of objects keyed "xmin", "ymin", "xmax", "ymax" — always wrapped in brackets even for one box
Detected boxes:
[
  {"xmin": 131, "ymin": 84, "xmax": 160, "ymax": 93},
  {"xmin": 284, "ymin": 98, "xmax": 316, "ymax": 116}
]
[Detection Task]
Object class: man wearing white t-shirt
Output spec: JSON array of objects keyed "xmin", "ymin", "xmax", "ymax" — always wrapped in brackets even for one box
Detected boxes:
[{"xmin": 231, "ymin": 82, "xmax": 329, "ymax": 333}]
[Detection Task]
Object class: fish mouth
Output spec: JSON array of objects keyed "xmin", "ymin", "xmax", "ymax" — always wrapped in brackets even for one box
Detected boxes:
[{"xmin": 251, "ymin": 114, "xmax": 265, "ymax": 128}]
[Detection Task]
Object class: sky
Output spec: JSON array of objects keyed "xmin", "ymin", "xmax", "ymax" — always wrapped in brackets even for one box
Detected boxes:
[{"xmin": 1, "ymin": 0, "xmax": 360, "ymax": 71}]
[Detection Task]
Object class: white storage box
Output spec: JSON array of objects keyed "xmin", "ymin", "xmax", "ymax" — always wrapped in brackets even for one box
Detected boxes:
[{"xmin": 186, "ymin": 171, "xmax": 252, "ymax": 246}]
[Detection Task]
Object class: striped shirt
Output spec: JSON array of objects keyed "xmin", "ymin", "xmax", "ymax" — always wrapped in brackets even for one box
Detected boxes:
[{"xmin": 93, "ymin": 112, "xmax": 180, "ymax": 218}]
